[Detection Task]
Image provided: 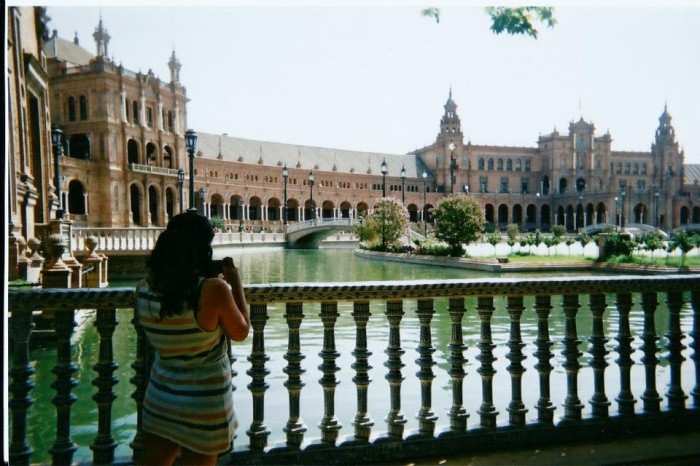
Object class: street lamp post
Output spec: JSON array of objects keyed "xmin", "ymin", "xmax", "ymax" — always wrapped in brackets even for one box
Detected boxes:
[
  {"xmin": 449, "ymin": 142, "xmax": 457, "ymax": 194},
  {"xmin": 422, "ymin": 171, "xmax": 428, "ymax": 236},
  {"xmin": 621, "ymin": 188, "xmax": 627, "ymax": 232},
  {"xmin": 614, "ymin": 196, "xmax": 619, "ymax": 231},
  {"xmin": 238, "ymin": 199, "xmax": 243, "ymax": 232},
  {"xmin": 309, "ymin": 172, "xmax": 315, "ymax": 220},
  {"xmin": 51, "ymin": 125, "xmax": 64, "ymax": 219},
  {"xmin": 381, "ymin": 159, "xmax": 388, "ymax": 197},
  {"xmin": 655, "ymin": 190, "xmax": 660, "ymax": 231},
  {"xmin": 282, "ymin": 165, "xmax": 289, "ymax": 225},
  {"xmin": 185, "ymin": 129, "xmax": 197, "ymax": 209},
  {"xmin": 400, "ymin": 165, "xmax": 406, "ymax": 204},
  {"xmin": 177, "ymin": 168, "xmax": 185, "ymax": 213},
  {"xmin": 578, "ymin": 194, "xmax": 584, "ymax": 231},
  {"xmin": 198, "ymin": 188, "xmax": 206, "ymax": 216}
]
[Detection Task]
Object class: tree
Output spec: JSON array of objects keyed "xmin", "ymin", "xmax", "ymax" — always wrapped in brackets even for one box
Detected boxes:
[
  {"xmin": 362, "ymin": 198, "xmax": 409, "ymax": 251},
  {"xmin": 432, "ymin": 196, "xmax": 486, "ymax": 256},
  {"xmin": 422, "ymin": 6, "xmax": 556, "ymax": 39},
  {"xmin": 668, "ymin": 230, "xmax": 695, "ymax": 267},
  {"xmin": 639, "ymin": 232, "xmax": 664, "ymax": 263},
  {"xmin": 544, "ymin": 235, "xmax": 560, "ymax": 256}
]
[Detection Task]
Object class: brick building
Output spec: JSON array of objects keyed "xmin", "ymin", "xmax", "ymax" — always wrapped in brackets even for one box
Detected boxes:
[{"xmin": 7, "ymin": 12, "xmax": 700, "ymax": 280}]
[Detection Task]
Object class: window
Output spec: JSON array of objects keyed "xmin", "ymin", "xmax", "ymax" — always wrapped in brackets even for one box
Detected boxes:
[
  {"xmin": 125, "ymin": 100, "xmax": 130, "ymax": 121},
  {"xmin": 146, "ymin": 107, "xmax": 154, "ymax": 128},
  {"xmin": 633, "ymin": 163, "xmax": 639, "ymax": 174},
  {"xmin": 478, "ymin": 158, "xmax": 484, "ymax": 170},
  {"xmin": 637, "ymin": 179, "xmax": 646, "ymax": 190},
  {"xmin": 506, "ymin": 159, "xmax": 513, "ymax": 171},
  {"xmin": 521, "ymin": 177, "xmax": 529, "ymax": 194},
  {"xmin": 525, "ymin": 159, "xmax": 531, "ymax": 171},
  {"xmin": 167, "ymin": 111, "xmax": 174, "ymax": 131},
  {"xmin": 68, "ymin": 96, "xmax": 76, "ymax": 121},
  {"xmin": 515, "ymin": 159, "xmax": 521, "ymax": 171},
  {"xmin": 641, "ymin": 163, "xmax": 647, "ymax": 175},
  {"xmin": 500, "ymin": 177, "xmax": 509, "ymax": 193},
  {"xmin": 497, "ymin": 159, "xmax": 503, "ymax": 170},
  {"xmin": 480, "ymin": 176, "xmax": 488, "ymax": 193},
  {"xmin": 133, "ymin": 101, "xmax": 140, "ymax": 124},
  {"xmin": 616, "ymin": 162, "xmax": 622, "ymax": 174},
  {"xmin": 487, "ymin": 159, "xmax": 494, "ymax": 170},
  {"xmin": 79, "ymin": 95, "xmax": 88, "ymax": 120},
  {"xmin": 625, "ymin": 162, "xmax": 631, "ymax": 174}
]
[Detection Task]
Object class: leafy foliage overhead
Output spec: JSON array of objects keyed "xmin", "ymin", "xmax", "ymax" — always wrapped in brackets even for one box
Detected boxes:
[{"xmin": 421, "ymin": 6, "xmax": 556, "ymax": 39}]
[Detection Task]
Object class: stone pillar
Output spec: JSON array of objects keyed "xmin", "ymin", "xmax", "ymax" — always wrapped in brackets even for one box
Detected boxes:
[
  {"xmin": 47, "ymin": 218, "xmax": 82, "ymax": 288},
  {"xmin": 83, "ymin": 235, "xmax": 106, "ymax": 288},
  {"xmin": 14, "ymin": 235, "xmax": 28, "ymax": 281},
  {"xmin": 25, "ymin": 237, "xmax": 44, "ymax": 284},
  {"xmin": 42, "ymin": 234, "xmax": 72, "ymax": 289}
]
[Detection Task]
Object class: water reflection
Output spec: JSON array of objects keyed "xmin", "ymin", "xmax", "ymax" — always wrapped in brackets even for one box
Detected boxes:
[{"xmin": 23, "ymin": 249, "xmax": 693, "ymax": 463}]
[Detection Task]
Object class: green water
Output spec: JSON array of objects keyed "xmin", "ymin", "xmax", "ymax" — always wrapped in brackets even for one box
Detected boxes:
[{"xmin": 19, "ymin": 249, "xmax": 694, "ymax": 463}]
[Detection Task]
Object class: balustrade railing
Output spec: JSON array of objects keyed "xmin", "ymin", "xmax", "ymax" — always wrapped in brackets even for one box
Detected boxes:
[{"xmin": 8, "ymin": 275, "xmax": 700, "ymax": 465}]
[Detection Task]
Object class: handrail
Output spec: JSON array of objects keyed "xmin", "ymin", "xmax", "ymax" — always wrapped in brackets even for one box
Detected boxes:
[{"xmin": 8, "ymin": 275, "xmax": 700, "ymax": 465}]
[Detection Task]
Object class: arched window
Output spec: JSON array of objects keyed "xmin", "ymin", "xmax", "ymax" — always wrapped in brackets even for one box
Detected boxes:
[
  {"xmin": 487, "ymin": 159, "xmax": 494, "ymax": 170},
  {"xmin": 497, "ymin": 159, "xmax": 504, "ymax": 170},
  {"xmin": 633, "ymin": 163, "xmax": 639, "ymax": 174},
  {"xmin": 478, "ymin": 158, "xmax": 484, "ymax": 170},
  {"xmin": 167, "ymin": 110, "xmax": 174, "ymax": 131},
  {"xmin": 625, "ymin": 162, "xmax": 631, "ymax": 174},
  {"xmin": 525, "ymin": 159, "xmax": 531, "ymax": 171},
  {"xmin": 67, "ymin": 134, "xmax": 91, "ymax": 159},
  {"xmin": 616, "ymin": 162, "xmax": 622, "ymax": 174},
  {"xmin": 79, "ymin": 95, "xmax": 88, "ymax": 120},
  {"xmin": 68, "ymin": 180, "xmax": 86, "ymax": 214},
  {"xmin": 127, "ymin": 139, "xmax": 139, "ymax": 165},
  {"xmin": 132, "ymin": 101, "xmax": 139, "ymax": 124},
  {"xmin": 506, "ymin": 159, "xmax": 513, "ymax": 171},
  {"xmin": 641, "ymin": 163, "xmax": 647, "ymax": 175},
  {"xmin": 68, "ymin": 96, "xmax": 76, "ymax": 122},
  {"xmin": 515, "ymin": 159, "xmax": 522, "ymax": 171}
]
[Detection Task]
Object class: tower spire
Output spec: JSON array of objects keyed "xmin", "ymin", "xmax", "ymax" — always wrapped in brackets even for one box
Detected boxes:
[
  {"xmin": 92, "ymin": 16, "xmax": 110, "ymax": 58},
  {"xmin": 168, "ymin": 48, "xmax": 182, "ymax": 83}
]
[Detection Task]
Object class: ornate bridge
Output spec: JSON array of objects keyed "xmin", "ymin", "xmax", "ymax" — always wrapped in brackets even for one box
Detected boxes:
[
  {"xmin": 8, "ymin": 274, "xmax": 700, "ymax": 465},
  {"xmin": 284, "ymin": 217, "xmax": 357, "ymax": 248}
]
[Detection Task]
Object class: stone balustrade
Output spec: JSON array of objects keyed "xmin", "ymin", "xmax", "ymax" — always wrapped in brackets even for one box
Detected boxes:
[{"xmin": 7, "ymin": 275, "xmax": 700, "ymax": 465}]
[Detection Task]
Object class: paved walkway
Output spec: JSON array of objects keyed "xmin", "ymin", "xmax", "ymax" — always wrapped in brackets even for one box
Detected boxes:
[{"xmin": 383, "ymin": 431, "xmax": 700, "ymax": 465}]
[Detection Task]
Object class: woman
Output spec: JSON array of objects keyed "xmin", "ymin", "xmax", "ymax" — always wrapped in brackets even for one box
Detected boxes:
[{"xmin": 135, "ymin": 211, "xmax": 249, "ymax": 465}]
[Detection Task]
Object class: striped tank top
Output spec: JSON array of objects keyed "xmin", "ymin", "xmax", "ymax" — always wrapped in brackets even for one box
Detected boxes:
[{"xmin": 135, "ymin": 279, "xmax": 236, "ymax": 455}]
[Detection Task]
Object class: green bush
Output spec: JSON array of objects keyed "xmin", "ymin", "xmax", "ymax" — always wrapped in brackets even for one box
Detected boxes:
[
  {"xmin": 484, "ymin": 222, "xmax": 495, "ymax": 233},
  {"xmin": 552, "ymin": 224, "xmax": 566, "ymax": 238},
  {"xmin": 506, "ymin": 223, "xmax": 520, "ymax": 241},
  {"xmin": 600, "ymin": 234, "xmax": 634, "ymax": 260}
]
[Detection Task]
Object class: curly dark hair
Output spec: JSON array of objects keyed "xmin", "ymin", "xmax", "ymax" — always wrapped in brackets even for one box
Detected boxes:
[{"xmin": 146, "ymin": 210, "xmax": 215, "ymax": 318}]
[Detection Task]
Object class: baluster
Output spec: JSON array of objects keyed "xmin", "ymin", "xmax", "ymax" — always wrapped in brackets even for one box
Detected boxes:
[
  {"xmin": 561, "ymin": 294, "xmax": 583, "ymax": 422},
  {"xmin": 350, "ymin": 300, "xmax": 374, "ymax": 442},
  {"xmin": 90, "ymin": 307, "xmax": 119, "ymax": 464},
  {"xmin": 129, "ymin": 305, "xmax": 151, "ymax": 462},
  {"xmin": 282, "ymin": 302, "xmax": 306, "ymax": 448},
  {"xmin": 49, "ymin": 308, "xmax": 78, "ymax": 465},
  {"xmin": 665, "ymin": 291, "xmax": 687, "ymax": 410},
  {"xmin": 640, "ymin": 292, "xmax": 662, "ymax": 412},
  {"xmin": 446, "ymin": 297, "xmax": 468, "ymax": 432},
  {"xmin": 588, "ymin": 293, "xmax": 610, "ymax": 418},
  {"xmin": 318, "ymin": 301, "xmax": 342, "ymax": 444},
  {"xmin": 9, "ymin": 307, "xmax": 35, "ymax": 466},
  {"xmin": 247, "ymin": 303, "xmax": 271, "ymax": 450},
  {"xmin": 506, "ymin": 296, "xmax": 527, "ymax": 426},
  {"xmin": 414, "ymin": 298, "xmax": 437, "ymax": 437},
  {"xmin": 534, "ymin": 295, "xmax": 555, "ymax": 424},
  {"xmin": 383, "ymin": 300, "xmax": 407, "ymax": 440},
  {"xmin": 476, "ymin": 296, "xmax": 498, "ymax": 428},
  {"xmin": 691, "ymin": 290, "xmax": 700, "ymax": 408},
  {"xmin": 615, "ymin": 292, "xmax": 636, "ymax": 415}
]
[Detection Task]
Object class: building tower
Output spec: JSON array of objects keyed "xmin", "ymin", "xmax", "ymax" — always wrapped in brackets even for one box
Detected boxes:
[
  {"xmin": 436, "ymin": 89, "xmax": 464, "ymax": 192},
  {"xmin": 168, "ymin": 49, "xmax": 181, "ymax": 84},
  {"xmin": 92, "ymin": 16, "xmax": 110, "ymax": 58}
]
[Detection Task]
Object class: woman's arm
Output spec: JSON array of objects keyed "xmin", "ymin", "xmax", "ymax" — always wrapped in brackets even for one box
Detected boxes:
[{"xmin": 198, "ymin": 276, "xmax": 249, "ymax": 342}]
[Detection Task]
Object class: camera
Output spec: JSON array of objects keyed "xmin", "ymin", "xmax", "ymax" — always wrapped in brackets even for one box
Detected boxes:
[{"xmin": 208, "ymin": 257, "xmax": 233, "ymax": 277}]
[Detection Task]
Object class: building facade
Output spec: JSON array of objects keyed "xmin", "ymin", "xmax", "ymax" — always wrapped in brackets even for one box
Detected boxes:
[{"xmin": 7, "ymin": 12, "xmax": 700, "ymax": 280}]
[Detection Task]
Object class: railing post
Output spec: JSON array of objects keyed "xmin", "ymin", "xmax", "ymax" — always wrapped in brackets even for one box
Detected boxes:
[
  {"xmin": 414, "ymin": 298, "xmax": 437, "ymax": 437},
  {"xmin": 561, "ymin": 294, "xmax": 583, "ymax": 422},
  {"xmin": 129, "ymin": 305, "xmax": 152, "ymax": 463},
  {"xmin": 247, "ymin": 303, "xmax": 271, "ymax": 450},
  {"xmin": 282, "ymin": 301, "xmax": 306, "ymax": 449},
  {"xmin": 90, "ymin": 307, "xmax": 119, "ymax": 464},
  {"xmin": 318, "ymin": 301, "xmax": 342, "ymax": 444},
  {"xmin": 446, "ymin": 297, "xmax": 468, "ymax": 432},
  {"xmin": 588, "ymin": 293, "xmax": 611, "ymax": 418},
  {"xmin": 691, "ymin": 290, "xmax": 700, "ymax": 408},
  {"xmin": 476, "ymin": 296, "xmax": 498, "ymax": 428},
  {"xmin": 615, "ymin": 292, "xmax": 636, "ymax": 415},
  {"xmin": 49, "ymin": 308, "xmax": 78, "ymax": 465},
  {"xmin": 534, "ymin": 295, "xmax": 555, "ymax": 424},
  {"xmin": 640, "ymin": 292, "xmax": 662, "ymax": 412},
  {"xmin": 665, "ymin": 291, "xmax": 687, "ymax": 410},
  {"xmin": 350, "ymin": 300, "xmax": 374, "ymax": 442},
  {"xmin": 383, "ymin": 299, "xmax": 407, "ymax": 440},
  {"xmin": 506, "ymin": 296, "xmax": 527, "ymax": 426},
  {"xmin": 9, "ymin": 306, "xmax": 35, "ymax": 466}
]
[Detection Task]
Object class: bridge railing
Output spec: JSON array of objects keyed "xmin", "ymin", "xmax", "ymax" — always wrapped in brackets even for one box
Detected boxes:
[
  {"xmin": 285, "ymin": 217, "xmax": 355, "ymax": 234},
  {"xmin": 8, "ymin": 275, "xmax": 700, "ymax": 465}
]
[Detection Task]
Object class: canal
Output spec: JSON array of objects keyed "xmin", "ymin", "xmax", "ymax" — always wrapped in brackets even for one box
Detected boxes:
[{"xmin": 22, "ymin": 248, "xmax": 692, "ymax": 463}]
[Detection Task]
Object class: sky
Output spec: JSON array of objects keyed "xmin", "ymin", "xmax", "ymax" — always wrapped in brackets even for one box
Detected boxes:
[{"xmin": 23, "ymin": 1, "xmax": 700, "ymax": 162}]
